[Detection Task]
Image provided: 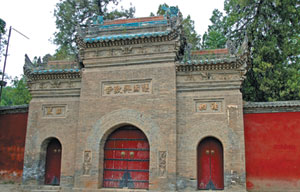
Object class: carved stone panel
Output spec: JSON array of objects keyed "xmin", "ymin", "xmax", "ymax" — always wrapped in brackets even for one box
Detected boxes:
[
  {"xmin": 195, "ymin": 99, "xmax": 224, "ymax": 113},
  {"xmin": 102, "ymin": 79, "xmax": 152, "ymax": 96},
  {"xmin": 83, "ymin": 151, "xmax": 92, "ymax": 176},
  {"xmin": 158, "ymin": 151, "xmax": 167, "ymax": 177},
  {"xmin": 42, "ymin": 105, "xmax": 67, "ymax": 118},
  {"xmin": 227, "ymin": 105, "xmax": 239, "ymax": 128}
]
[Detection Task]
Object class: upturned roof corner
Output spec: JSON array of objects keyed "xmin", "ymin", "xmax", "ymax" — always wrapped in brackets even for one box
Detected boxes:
[
  {"xmin": 177, "ymin": 35, "xmax": 250, "ymax": 77},
  {"xmin": 23, "ymin": 54, "xmax": 81, "ymax": 81},
  {"xmin": 75, "ymin": 6, "xmax": 184, "ymax": 50}
]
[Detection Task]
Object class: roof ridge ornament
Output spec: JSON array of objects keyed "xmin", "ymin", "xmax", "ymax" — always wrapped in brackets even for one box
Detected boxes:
[
  {"xmin": 226, "ymin": 40, "xmax": 236, "ymax": 56},
  {"xmin": 93, "ymin": 16, "xmax": 104, "ymax": 25},
  {"xmin": 162, "ymin": 6, "xmax": 179, "ymax": 18}
]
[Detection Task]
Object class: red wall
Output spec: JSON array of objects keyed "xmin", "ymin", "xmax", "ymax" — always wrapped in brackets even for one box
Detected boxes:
[
  {"xmin": 0, "ymin": 112, "xmax": 28, "ymax": 182},
  {"xmin": 244, "ymin": 112, "xmax": 300, "ymax": 191}
]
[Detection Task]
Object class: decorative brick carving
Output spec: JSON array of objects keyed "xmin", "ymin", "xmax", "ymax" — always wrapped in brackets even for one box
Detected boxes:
[
  {"xmin": 121, "ymin": 46, "xmax": 133, "ymax": 54},
  {"xmin": 102, "ymin": 79, "xmax": 152, "ymax": 96},
  {"xmin": 83, "ymin": 151, "xmax": 92, "ymax": 176},
  {"xmin": 158, "ymin": 151, "xmax": 167, "ymax": 177},
  {"xmin": 230, "ymin": 170, "xmax": 240, "ymax": 185},
  {"xmin": 39, "ymin": 82, "xmax": 46, "ymax": 89},
  {"xmin": 42, "ymin": 105, "xmax": 67, "ymax": 118},
  {"xmin": 50, "ymin": 80, "xmax": 61, "ymax": 88}
]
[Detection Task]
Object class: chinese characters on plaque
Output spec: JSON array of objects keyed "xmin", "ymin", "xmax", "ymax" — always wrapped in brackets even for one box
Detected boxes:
[
  {"xmin": 43, "ymin": 105, "xmax": 66, "ymax": 117},
  {"xmin": 102, "ymin": 80, "xmax": 152, "ymax": 96},
  {"xmin": 196, "ymin": 100, "xmax": 222, "ymax": 113}
]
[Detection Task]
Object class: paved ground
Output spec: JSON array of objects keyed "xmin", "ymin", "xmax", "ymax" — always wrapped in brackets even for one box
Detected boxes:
[{"xmin": 0, "ymin": 183, "xmax": 21, "ymax": 192}]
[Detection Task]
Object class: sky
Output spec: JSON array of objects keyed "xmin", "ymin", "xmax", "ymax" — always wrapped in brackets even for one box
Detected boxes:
[{"xmin": 0, "ymin": 0, "xmax": 224, "ymax": 79}]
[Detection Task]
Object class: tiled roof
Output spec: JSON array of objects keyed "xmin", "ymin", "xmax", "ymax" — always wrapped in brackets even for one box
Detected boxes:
[
  {"xmin": 191, "ymin": 49, "xmax": 229, "ymax": 55},
  {"xmin": 23, "ymin": 55, "xmax": 81, "ymax": 77},
  {"xmin": 84, "ymin": 30, "xmax": 171, "ymax": 43},
  {"xmin": 98, "ymin": 20, "xmax": 168, "ymax": 30},
  {"xmin": 32, "ymin": 68, "xmax": 80, "ymax": 74},
  {"xmin": 79, "ymin": 13, "xmax": 178, "ymax": 46},
  {"xmin": 96, "ymin": 16, "xmax": 168, "ymax": 30},
  {"xmin": 0, "ymin": 104, "xmax": 29, "ymax": 114},
  {"xmin": 180, "ymin": 48, "xmax": 236, "ymax": 65},
  {"xmin": 103, "ymin": 16, "xmax": 165, "ymax": 25},
  {"xmin": 244, "ymin": 101, "xmax": 300, "ymax": 108}
]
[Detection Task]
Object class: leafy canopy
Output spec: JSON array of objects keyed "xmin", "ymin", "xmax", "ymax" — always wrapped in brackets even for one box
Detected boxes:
[
  {"xmin": 0, "ymin": 18, "xmax": 6, "ymax": 62},
  {"xmin": 0, "ymin": 76, "xmax": 31, "ymax": 106},
  {"xmin": 201, "ymin": 9, "xmax": 227, "ymax": 49},
  {"xmin": 202, "ymin": 0, "xmax": 300, "ymax": 101},
  {"xmin": 152, "ymin": 3, "xmax": 201, "ymax": 50},
  {"xmin": 53, "ymin": 0, "xmax": 135, "ymax": 59}
]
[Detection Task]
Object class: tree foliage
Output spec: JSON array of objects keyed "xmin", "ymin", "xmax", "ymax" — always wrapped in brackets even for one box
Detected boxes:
[
  {"xmin": 0, "ymin": 18, "xmax": 6, "ymax": 62},
  {"xmin": 203, "ymin": 0, "xmax": 300, "ymax": 101},
  {"xmin": 201, "ymin": 9, "xmax": 227, "ymax": 49},
  {"xmin": 0, "ymin": 76, "xmax": 31, "ymax": 106},
  {"xmin": 153, "ymin": 3, "xmax": 201, "ymax": 50},
  {"xmin": 53, "ymin": 0, "xmax": 135, "ymax": 58}
]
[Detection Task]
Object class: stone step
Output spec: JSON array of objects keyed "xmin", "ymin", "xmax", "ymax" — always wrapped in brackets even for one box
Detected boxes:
[{"xmin": 22, "ymin": 185, "xmax": 61, "ymax": 192}]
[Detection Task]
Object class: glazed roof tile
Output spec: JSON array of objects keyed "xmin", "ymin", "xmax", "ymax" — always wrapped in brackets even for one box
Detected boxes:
[
  {"xmin": 79, "ymin": 13, "xmax": 179, "ymax": 45},
  {"xmin": 180, "ymin": 49, "xmax": 236, "ymax": 65},
  {"xmin": 244, "ymin": 100, "xmax": 300, "ymax": 108},
  {"xmin": 84, "ymin": 30, "xmax": 171, "ymax": 43},
  {"xmin": 32, "ymin": 68, "xmax": 80, "ymax": 74},
  {"xmin": 98, "ymin": 19, "xmax": 168, "ymax": 30},
  {"xmin": 0, "ymin": 104, "xmax": 29, "ymax": 114},
  {"xmin": 102, "ymin": 16, "xmax": 165, "ymax": 25},
  {"xmin": 181, "ymin": 57, "xmax": 236, "ymax": 65}
]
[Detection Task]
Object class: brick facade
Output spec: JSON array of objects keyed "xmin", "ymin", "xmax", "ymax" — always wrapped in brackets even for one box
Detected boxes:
[{"xmin": 21, "ymin": 10, "xmax": 249, "ymax": 192}]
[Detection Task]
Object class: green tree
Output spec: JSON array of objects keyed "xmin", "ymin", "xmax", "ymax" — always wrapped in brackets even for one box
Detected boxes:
[
  {"xmin": 203, "ymin": 0, "xmax": 300, "ymax": 101},
  {"xmin": 201, "ymin": 9, "xmax": 227, "ymax": 49},
  {"xmin": 0, "ymin": 76, "xmax": 31, "ymax": 106},
  {"xmin": 53, "ymin": 0, "xmax": 135, "ymax": 58},
  {"xmin": 153, "ymin": 3, "xmax": 201, "ymax": 50},
  {"xmin": 0, "ymin": 18, "xmax": 6, "ymax": 62}
]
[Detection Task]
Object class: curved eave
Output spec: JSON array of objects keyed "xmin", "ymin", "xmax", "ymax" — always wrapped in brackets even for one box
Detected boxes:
[
  {"xmin": 244, "ymin": 101, "xmax": 300, "ymax": 109},
  {"xmin": 83, "ymin": 30, "xmax": 171, "ymax": 44},
  {"xmin": 32, "ymin": 68, "xmax": 81, "ymax": 74},
  {"xmin": 180, "ymin": 57, "xmax": 236, "ymax": 65},
  {"xmin": 25, "ymin": 68, "xmax": 81, "ymax": 80},
  {"xmin": 243, "ymin": 101, "xmax": 300, "ymax": 113},
  {"xmin": 176, "ymin": 58, "xmax": 239, "ymax": 72}
]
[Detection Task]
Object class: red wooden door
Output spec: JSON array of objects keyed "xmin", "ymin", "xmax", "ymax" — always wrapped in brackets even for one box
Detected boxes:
[
  {"xmin": 44, "ymin": 139, "xmax": 62, "ymax": 185},
  {"xmin": 198, "ymin": 137, "xmax": 223, "ymax": 190},
  {"xmin": 103, "ymin": 126, "xmax": 149, "ymax": 189}
]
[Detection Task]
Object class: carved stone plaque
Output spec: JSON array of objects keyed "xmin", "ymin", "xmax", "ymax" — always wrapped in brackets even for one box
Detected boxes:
[
  {"xmin": 195, "ymin": 99, "xmax": 223, "ymax": 113},
  {"xmin": 102, "ymin": 79, "xmax": 152, "ymax": 96},
  {"xmin": 158, "ymin": 151, "xmax": 167, "ymax": 177},
  {"xmin": 42, "ymin": 105, "xmax": 66, "ymax": 118},
  {"xmin": 83, "ymin": 151, "xmax": 92, "ymax": 176}
]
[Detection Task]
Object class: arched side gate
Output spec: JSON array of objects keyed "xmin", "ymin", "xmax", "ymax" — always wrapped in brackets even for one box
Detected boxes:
[
  {"xmin": 44, "ymin": 138, "xmax": 62, "ymax": 185},
  {"xmin": 103, "ymin": 126, "xmax": 149, "ymax": 189},
  {"xmin": 198, "ymin": 137, "xmax": 224, "ymax": 190}
]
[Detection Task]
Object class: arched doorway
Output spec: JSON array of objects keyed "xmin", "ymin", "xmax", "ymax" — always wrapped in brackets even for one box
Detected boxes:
[
  {"xmin": 197, "ymin": 137, "xmax": 224, "ymax": 190},
  {"xmin": 103, "ymin": 125, "xmax": 149, "ymax": 189},
  {"xmin": 44, "ymin": 138, "xmax": 62, "ymax": 185}
]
